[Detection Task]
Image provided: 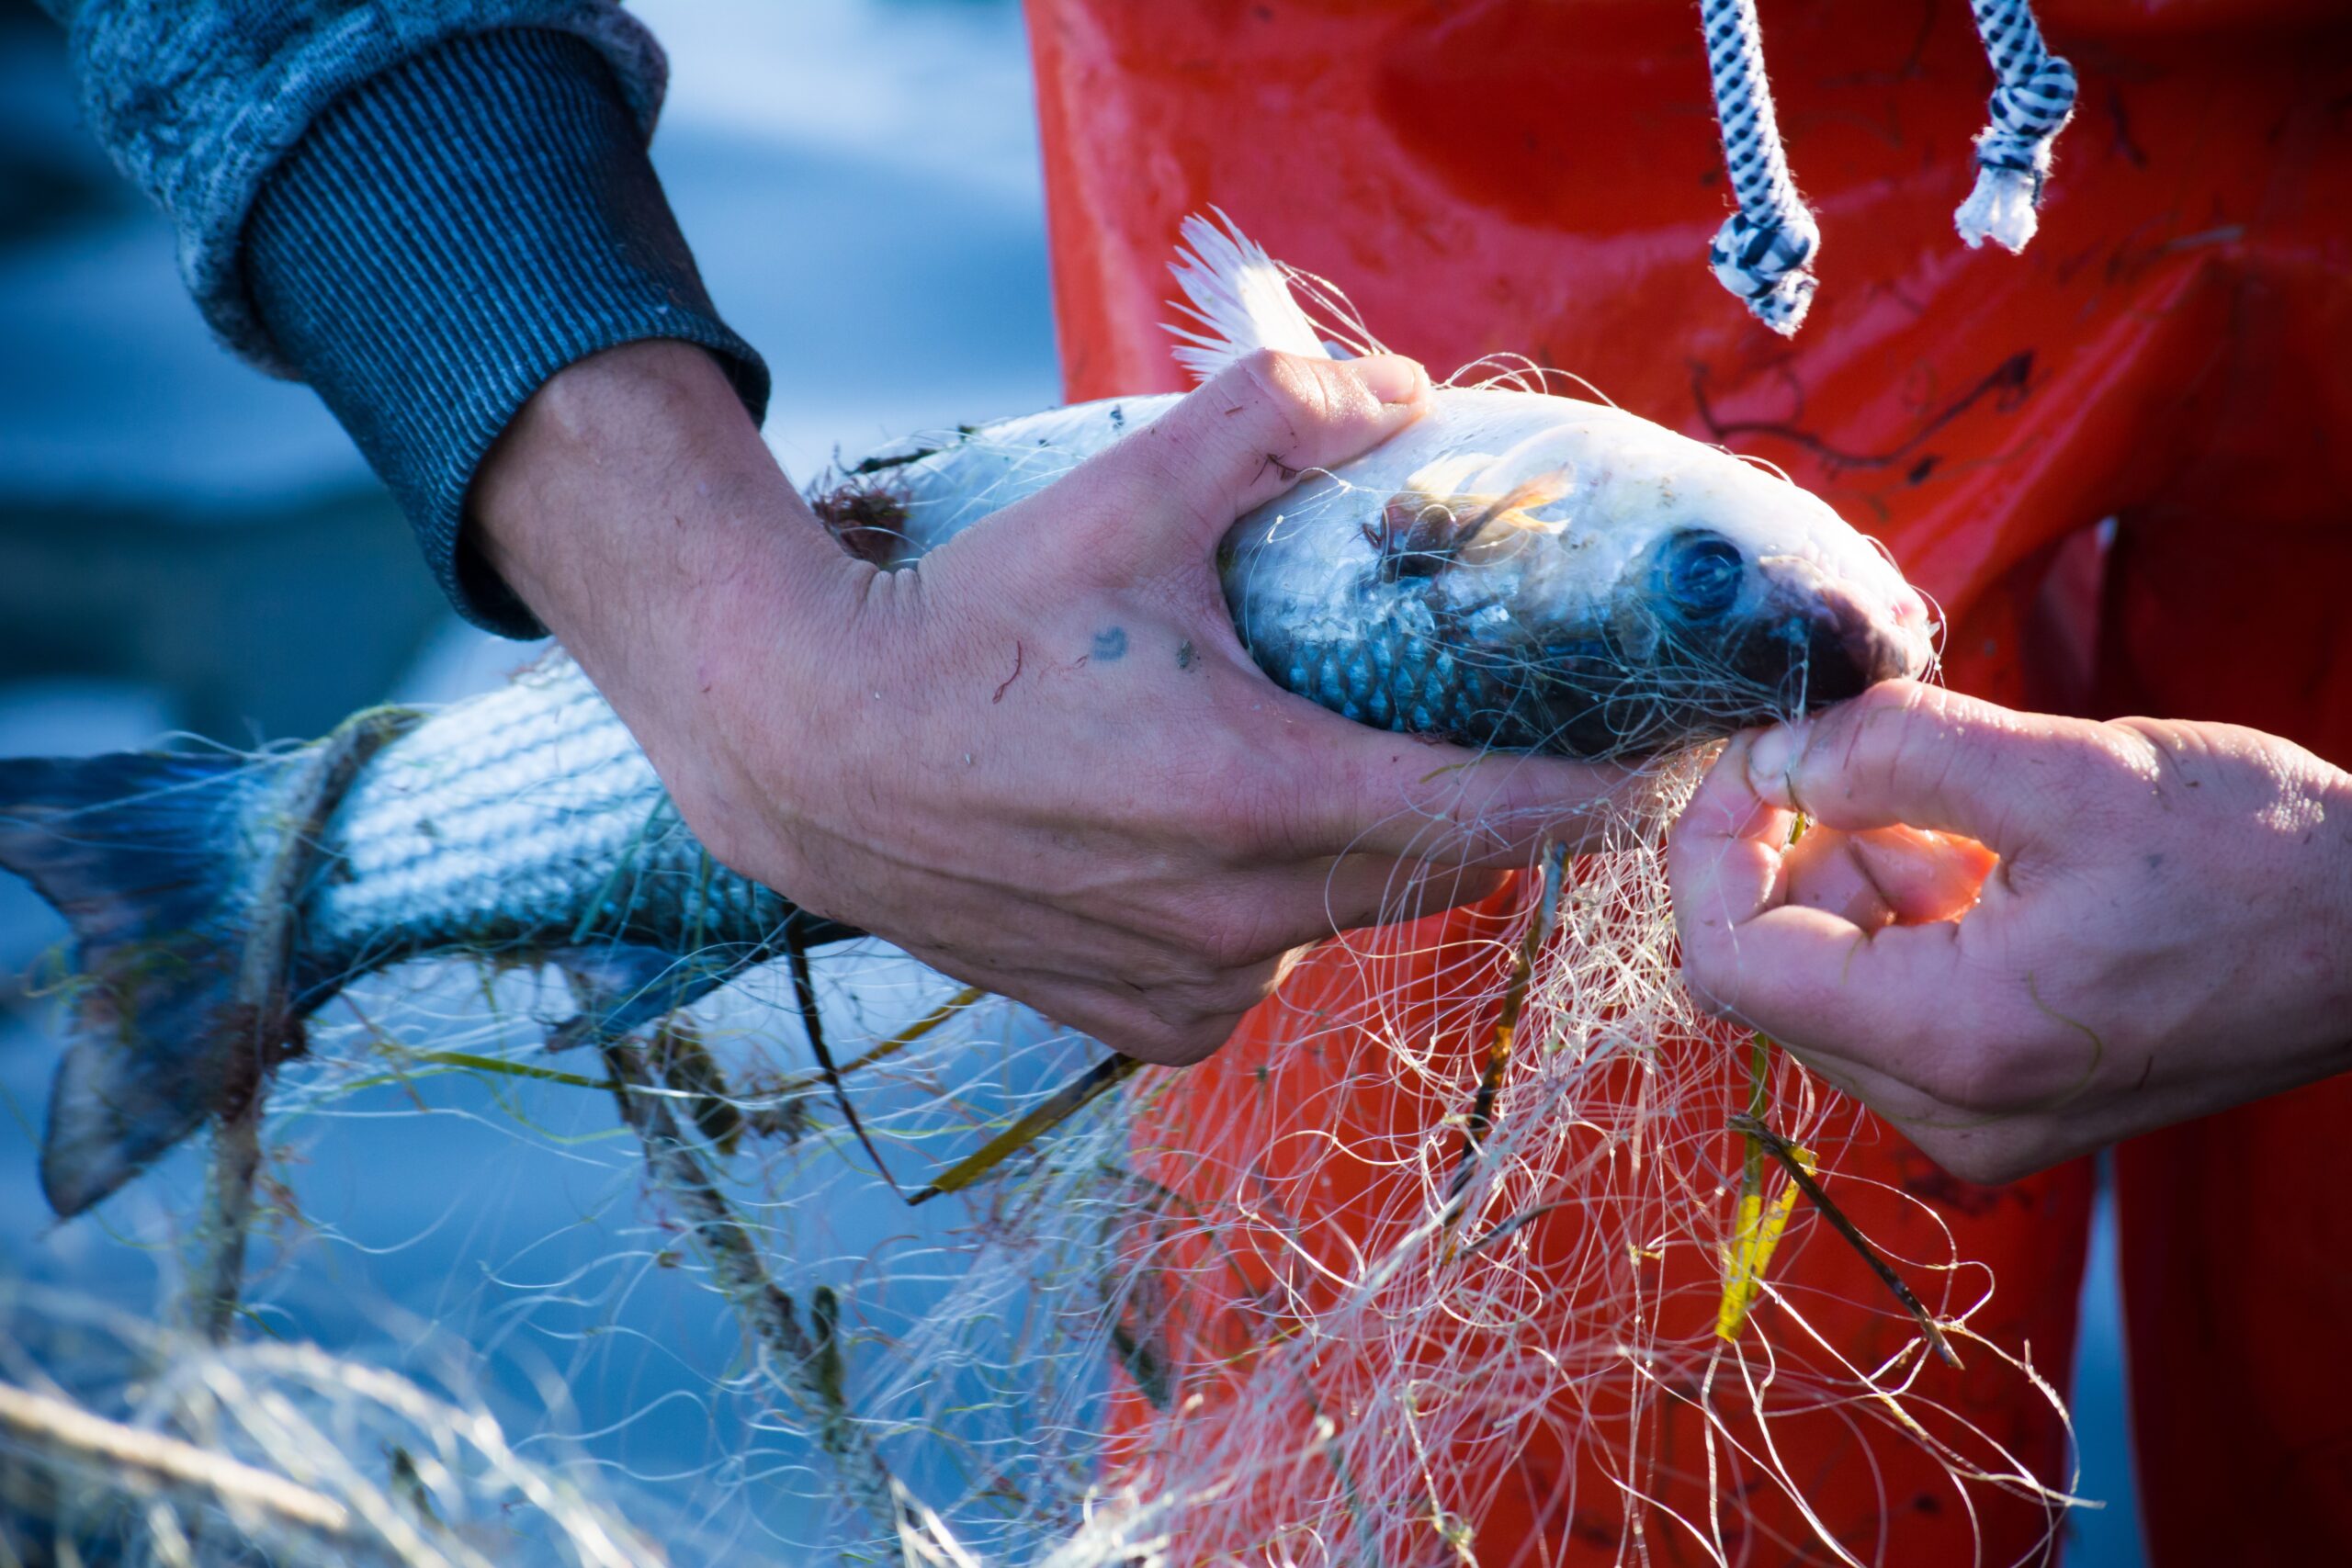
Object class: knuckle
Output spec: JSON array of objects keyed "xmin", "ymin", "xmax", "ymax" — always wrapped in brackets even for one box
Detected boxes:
[
  {"xmin": 1842, "ymin": 675, "xmax": 1928, "ymax": 731},
  {"xmin": 1194, "ymin": 920, "xmax": 1266, "ymax": 973},
  {"xmin": 1232, "ymin": 347, "xmax": 1324, "ymax": 422},
  {"xmin": 1130, "ymin": 1012, "xmax": 1234, "ymax": 1067},
  {"xmin": 2041, "ymin": 726, "xmax": 2156, "ymax": 830},
  {"xmin": 1912, "ymin": 1129, "xmax": 2033, "ymax": 1188},
  {"xmin": 1844, "ymin": 682, "xmax": 1943, "ymax": 787},
  {"xmin": 1224, "ymin": 350, "xmax": 1353, "ymax": 456},
  {"xmin": 1840, "ymin": 674, "xmax": 1933, "ymax": 735}
]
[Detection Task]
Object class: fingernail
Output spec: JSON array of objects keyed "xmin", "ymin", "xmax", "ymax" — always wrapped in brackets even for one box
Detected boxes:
[
  {"xmin": 1354, "ymin": 355, "xmax": 1429, "ymax": 407},
  {"xmin": 1744, "ymin": 722, "xmax": 1804, "ymax": 807}
]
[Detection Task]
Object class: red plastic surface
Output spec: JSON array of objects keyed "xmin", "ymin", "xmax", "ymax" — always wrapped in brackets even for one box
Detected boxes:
[{"xmin": 1025, "ymin": 1, "xmax": 2352, "ymax": 1559}]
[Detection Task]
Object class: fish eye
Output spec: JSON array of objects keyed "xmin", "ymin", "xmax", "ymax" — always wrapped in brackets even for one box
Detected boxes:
[{"xmin": 1658, "ymin": 529, "xmax": 1745, "ymax": 618}]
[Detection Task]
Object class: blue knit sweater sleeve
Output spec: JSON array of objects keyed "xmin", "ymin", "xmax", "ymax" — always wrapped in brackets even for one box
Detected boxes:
[{"xmin": 37, "ymin": 2, "xmax": 769, "ymax": 637}]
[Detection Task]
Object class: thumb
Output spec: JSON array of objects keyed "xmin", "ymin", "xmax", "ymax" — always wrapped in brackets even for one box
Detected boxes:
[
  {"xmin": 1741, "ymin": 680, "xmax": 2081, "ymax": 854},
  {"xmin": 1104, "ymin": 349, "xmax": 1430, "ymax": 552}
]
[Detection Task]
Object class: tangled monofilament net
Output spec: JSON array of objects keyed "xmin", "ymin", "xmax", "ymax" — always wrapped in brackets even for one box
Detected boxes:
[
  {"xmin": 10, "ymin": 752, "xmax": 2078, "ymax": 1566},
  {"xmin": 1063, "ymin": 761, "xmax": 2078, "ymax": 1564},
  {"xmin": 10, "ymin": 323, "xmax": 2067, "ymax": 1560},
  {"xmin": 0, "ymin": 1284, "xmax": 656, "ymax": 1566}
]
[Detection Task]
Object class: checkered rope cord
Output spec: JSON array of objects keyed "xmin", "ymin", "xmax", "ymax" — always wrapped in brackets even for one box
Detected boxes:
[
  {"xmin": 1955, "ymin": 0, "xmax": 2079, "ymax": 252},
  {"xmin": 1698, "ymin": 0, "xmax": 1819, "ymax": 336},
  {"xmin": 1695, "ymin": 0, "xmax": 2075, "ymax": 333}
]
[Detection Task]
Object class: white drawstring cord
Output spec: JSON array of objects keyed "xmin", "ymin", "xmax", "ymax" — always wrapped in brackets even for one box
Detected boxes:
[
  {"xmin": 1954, "ymin": 0, "xmax": 2079, "ymax": 252},
  {"xmin": 1699, "ymin": 0, "xmax": 1819, "ymax": 337}
]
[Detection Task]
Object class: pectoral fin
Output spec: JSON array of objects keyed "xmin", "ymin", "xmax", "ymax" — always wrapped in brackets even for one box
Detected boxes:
[{"xmin": 1368, "ymin": 468, "xmax": 1575, "ymax": 581}]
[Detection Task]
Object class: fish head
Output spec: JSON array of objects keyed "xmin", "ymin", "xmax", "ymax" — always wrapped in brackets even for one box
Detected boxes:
[
  {"xmin": 1253, "ymin": 389, "xmax": 1936, "ymax": 758},
  {"xmin": 1579, "ymin": 418, "xmax": 1936, "ymax": 732}
]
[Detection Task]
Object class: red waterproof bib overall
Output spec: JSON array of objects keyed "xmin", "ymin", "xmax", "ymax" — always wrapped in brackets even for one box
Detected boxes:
[{"xmin": 1024, "ymin": 2, "xmax": 2352, "ymax": 1559}]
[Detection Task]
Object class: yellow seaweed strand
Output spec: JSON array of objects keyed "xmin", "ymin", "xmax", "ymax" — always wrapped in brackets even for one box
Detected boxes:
[
  {"xmin": 1716, "ymin": 1144, "xmax": 1812, "ymax": 1341},
  {"xmin": 1717, "ymin": 1033, "xmax": 1805, "ymax": 1344},
  {"xmin": 908, "ymin": 1054, "xmax": 1142, "ymax": 1205},
  {"xmin": 1444, "ymin": 840, "xmax": 1569, "ymax": 1249}
]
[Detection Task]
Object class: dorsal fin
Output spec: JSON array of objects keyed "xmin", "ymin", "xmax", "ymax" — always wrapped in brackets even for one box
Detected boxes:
[{"xmin": 1165, "ymin": 210, "xmax": 1385, "ymax": 384}]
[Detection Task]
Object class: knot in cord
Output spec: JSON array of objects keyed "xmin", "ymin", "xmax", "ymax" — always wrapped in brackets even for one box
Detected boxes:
[
  {"xmin": 1698, "ymin": 0, "xmax": 1818, "ymax": 337},
  {"xmin": 1955, "ymin": 0, "xmax": 2078, "ymax": 252},
  {"xmin": 1984, "ymin": 56, "xmax": 2078, "ymax": 153},
  {"xmin": 1708, "ymin": 208, "xmax": 1820, "ymax": 338},
  {"xmin": 1690, "ymin": 0, "xmax": 2075, "ymax": 333}
]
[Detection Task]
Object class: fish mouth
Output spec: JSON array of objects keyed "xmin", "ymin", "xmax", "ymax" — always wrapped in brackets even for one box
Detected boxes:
[{"xmin": 1752, "ymin": 558, "xmax": 1934, "ymax": 710}]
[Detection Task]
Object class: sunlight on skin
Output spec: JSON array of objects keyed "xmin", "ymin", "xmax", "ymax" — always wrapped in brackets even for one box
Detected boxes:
[
  {"xmin": 1777, "ymin": 820, "xmax": 1996, "ymax": 932},
  {"xmin": 1669, "ymin": 680, "xmax": 2352, "ymax": 1185}
]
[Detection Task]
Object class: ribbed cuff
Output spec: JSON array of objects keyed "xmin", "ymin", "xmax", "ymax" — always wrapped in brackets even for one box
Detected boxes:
[{"xmin": 244, "ymin": 28, "xmax": 769, "ymax": 637}]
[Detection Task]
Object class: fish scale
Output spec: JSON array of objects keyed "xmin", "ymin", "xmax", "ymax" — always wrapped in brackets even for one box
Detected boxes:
[{"xmin": 308, "ymin": 660, "xmax": 790, "ymax": 969}]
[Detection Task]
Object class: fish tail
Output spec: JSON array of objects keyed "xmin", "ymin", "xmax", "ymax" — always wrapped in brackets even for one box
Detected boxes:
[
  {"xmin": 0, "ymin": 710, "xmax": 418, "ymax": 1216},
  {"xmin": 0, "ymin": 748, "xmax": 276, "ymax": 1214}
]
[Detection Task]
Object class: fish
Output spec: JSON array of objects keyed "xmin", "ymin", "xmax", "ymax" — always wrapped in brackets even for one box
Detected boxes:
[{"xmin": 0, "ymin": 216, "xmax": 1932, "ymax": 1219}]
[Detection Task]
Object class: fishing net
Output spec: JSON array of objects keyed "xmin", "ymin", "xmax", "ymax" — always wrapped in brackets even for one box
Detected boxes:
[
  {"xmin": 0, "ymin": 1282, "xmax": 655, "ymax": 1566},
  {"xmin": 1, "ymin": 270, "xmax": 2075, "ymax": 1560},
  {"xmin": 6, "ymin": 735, "xmax": 2079, "ymax": 1566}
]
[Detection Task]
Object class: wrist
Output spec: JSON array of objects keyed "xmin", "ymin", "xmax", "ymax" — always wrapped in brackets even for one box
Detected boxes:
[{"xmin": 470, "ymin": 341, "xmax": 858, "ymax": 704}]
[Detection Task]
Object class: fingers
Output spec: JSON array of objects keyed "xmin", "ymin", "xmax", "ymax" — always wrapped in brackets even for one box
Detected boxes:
[
  {"xmin": 1283, "ymin": 725, "xmax": 1641, "ymax": 869},
  {"xmin": 973, "ymin": 941, "xmax": 1291, "ymax": 1067},
  {"xmin": 903, "ymin": 927, "xmax": 1257, "ymax": 1066},
  {"xmin": 1668, "ymin": 730, "xmax": 1786, "ymax": 945},
  {"xmin": 1682, "ymin": 903, "xmax": 1975, "ymax": 1070},
  {"xmin": 1778, "ymin": 824, "xmax": 1902, "ymax": 931},
  {"xmin": 1846, "ymin": 827, "xmax": 1998, "ymax": 923},
  {"xmin": 1023, "ymin": 854, "xmax": 1510, "ymax": 1067},
  {"xmin": 1254, "ymin": 854, "xmax": 1510, "ymax": 940},
  {"xmin": 906, "ymin": 852, "xmax": 1506, "ymax": 1068},
  {"xmin": 1670, "ymin": 729, "xmax": 1978, "ymax": 1066},
  {"xmin": 1741, "ymin": 680, "xmax": 2081, "ymax": 853},
  {"xmin": 1104, "ymin": 349, "xmax": 1430, "ymax": 552},
  {"xmin": 1780, "ymin": 824, "xmax": 1998, "ymax": 930},
  {"xmin": 1045, "ymin": 992, "xmax": 1254, "ymax": 1067}
]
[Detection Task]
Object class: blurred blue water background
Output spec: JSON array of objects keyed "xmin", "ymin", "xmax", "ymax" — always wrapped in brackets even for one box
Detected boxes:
[{"xmin": 0, "ymin": 0, "xmax": 2145, "ymax": 1560}]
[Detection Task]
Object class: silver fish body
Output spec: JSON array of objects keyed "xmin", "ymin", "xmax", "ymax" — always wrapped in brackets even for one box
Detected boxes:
[
  {"xmin": 297, "ymin": 659, "xmax": 808, "ymax": 989},
  {"xmin": 315, "ymin": 375, "xmax": 1925, "ymax": 980},
  {"xmin": 0, "ymin": 230, "xmax": 1933, "ymax": 1217},
  {"xmin": 264, "ymin": 379, "xmax": 1926, "ymax": 1033}
]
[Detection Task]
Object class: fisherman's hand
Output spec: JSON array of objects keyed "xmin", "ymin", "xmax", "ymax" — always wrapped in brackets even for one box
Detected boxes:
[
  {"xmin": 1668, "ymin": 680, "xmax": 2352, "ymax": 1183},
  {"xmin": 475, "ymin": 341, "xmax": 1627, "ymax": 1066}
]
